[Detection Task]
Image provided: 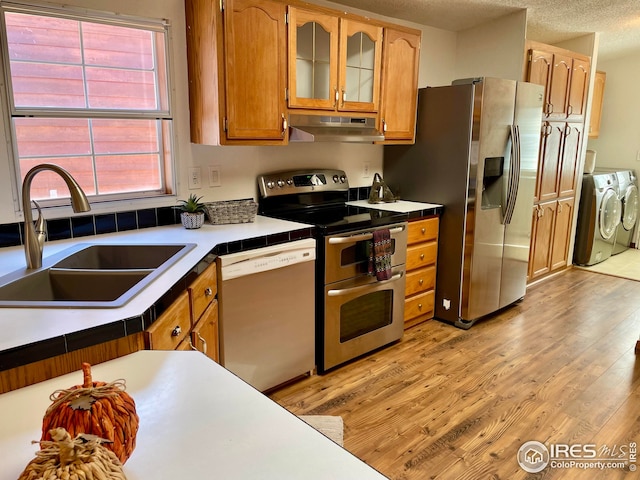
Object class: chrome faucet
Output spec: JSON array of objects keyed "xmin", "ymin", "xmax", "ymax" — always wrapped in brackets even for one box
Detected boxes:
[{"xmin": 22, "ymin": 164, "xmax": 91, "ymax": 269}]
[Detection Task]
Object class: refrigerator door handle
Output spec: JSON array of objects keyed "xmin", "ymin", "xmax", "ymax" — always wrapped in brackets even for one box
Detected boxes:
[{"xmin": 503, "ymin": 125, "xmax": 521, "ymax": 225}]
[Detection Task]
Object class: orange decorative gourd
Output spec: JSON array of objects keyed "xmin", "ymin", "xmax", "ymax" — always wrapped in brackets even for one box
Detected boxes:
[{"xmin": 41, "ymin": 362, "xmax": 139, "ymax": 464}]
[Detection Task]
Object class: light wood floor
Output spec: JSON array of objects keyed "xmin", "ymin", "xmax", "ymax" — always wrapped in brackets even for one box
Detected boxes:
[{"xmin": 269, "ymin": 268, "xmax": 640, "ymax": 479}]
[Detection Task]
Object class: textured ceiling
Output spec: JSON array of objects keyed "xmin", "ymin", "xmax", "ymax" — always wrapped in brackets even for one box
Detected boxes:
[{"xmin": 329, "ymin": 0, "xmax": 640, "ymax": 61}]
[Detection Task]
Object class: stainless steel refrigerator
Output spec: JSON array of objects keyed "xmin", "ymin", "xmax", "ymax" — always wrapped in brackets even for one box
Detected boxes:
[{"xmin": 384, "ymin": 77, "xmax": 544, "ymax": 329}]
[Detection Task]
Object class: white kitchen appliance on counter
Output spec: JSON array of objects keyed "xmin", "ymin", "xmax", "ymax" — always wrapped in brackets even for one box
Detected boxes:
[{"xmin": 218, "ymin": 239, "xmax": 316, "ymax": 392}]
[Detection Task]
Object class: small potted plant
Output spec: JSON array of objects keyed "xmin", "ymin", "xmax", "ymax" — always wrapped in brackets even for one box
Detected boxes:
[{"xmin": 176, "ymin": 193, "xmax": 206, "ymax": 229}]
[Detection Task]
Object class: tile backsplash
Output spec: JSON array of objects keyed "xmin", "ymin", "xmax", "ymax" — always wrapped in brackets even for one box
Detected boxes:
[{"xmin": 0, "ymin": 187, "xmax": 372, "ymax": 249}]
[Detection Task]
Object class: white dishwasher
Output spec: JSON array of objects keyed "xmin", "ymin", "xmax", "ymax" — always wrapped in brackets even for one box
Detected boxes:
[{"xmin": 218, "ymin": 238, "xmax": 316, "ymax": 392}]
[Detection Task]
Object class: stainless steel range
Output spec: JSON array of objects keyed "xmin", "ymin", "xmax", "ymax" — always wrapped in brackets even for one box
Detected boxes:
[{"xmin": 258, "ymin": 169, "xmax": 408, "ymax": 372}]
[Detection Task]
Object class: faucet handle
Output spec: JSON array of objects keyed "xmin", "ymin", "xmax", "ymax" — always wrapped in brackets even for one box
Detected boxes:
[{"xmin": 32, "ymin": 200, "xmax": 46, "ymax": 247}]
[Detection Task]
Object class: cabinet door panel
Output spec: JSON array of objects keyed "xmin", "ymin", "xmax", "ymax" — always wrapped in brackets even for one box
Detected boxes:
[
  {"xmin": 567, "ymin": 58, "xmax": 590, "ymax": 120},
  {"xmin": 224, "ymin": 0, "xmax": 286, "ymax": 140},
  {"xmin": 529, "ymin": 201, "xmax": 557, "ymax": 279},
  {"xmin": 192, "ymin": 300, "xmax": 219, "ymax": 363},
  {"xmin": 537, "ymin": 122, "xmax": 563, "ymax": 202},
  {"xmin": 551, "ymin": 198, "xmax": 574, "ymax": 270},
  {"xmin": 288, "ymin": 8, "xmax": 338, "ymax": 109},
  {"xmin": 558, "ymin": 123, "xmax": 583, "ymax": 198},
  {"xmin": 527, "ymin": 49, "xmax": 553, "ymax": 113},
  {"xmin": 338, "ymin": 19, "xmax": 381, "ymax": 112},
  {"xmin": 548, "ymin": 53, "xmax": 571, "ymax": 119},
  {"xmin": 589, "ymin": 71, "xmax": 606, "ymax": 138},
  {"xmin": 379, "ymin": 29, "xmax": 420, "ymax": 142}
]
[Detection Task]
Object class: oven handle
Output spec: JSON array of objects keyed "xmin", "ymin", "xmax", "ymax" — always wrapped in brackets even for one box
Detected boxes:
[
  {"xmin": 327, "ymin": 226, "xmax": 405, "ymax": 245},
  {"xmin": 327, "ymin": 272, "xmax": 404, "ymax": 296}
]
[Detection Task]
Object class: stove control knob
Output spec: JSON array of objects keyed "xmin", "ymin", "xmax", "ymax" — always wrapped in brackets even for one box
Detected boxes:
[
  {"xmin": 277, "ymin": 179, "xmax": 285, "ymax": 188},
  {"xmin": 266, "ymin": 180, "xmax": 275, "ymax": 189},
  {"xmin": 339, "ymin": 175, "xmax": 347, "ymax": 183},
  {"xmin": 332, "ymin": 175, "xmax": 339, "ymax": 183},
  {"xmin": 286, "ymin": 178, "xmax": 293, "ymax": 185}
]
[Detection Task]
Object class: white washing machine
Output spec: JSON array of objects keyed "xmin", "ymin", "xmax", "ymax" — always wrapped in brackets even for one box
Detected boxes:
[
  {"xmin": 613, "ymin": 170, "xmax": 638, "ymax": 254},
  {"xmin": 574, "ymin": 173, "xmax": 622, "ymax": 266}
]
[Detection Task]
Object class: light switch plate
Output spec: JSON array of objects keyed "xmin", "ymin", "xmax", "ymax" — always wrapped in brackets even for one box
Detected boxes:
[{"xmin": 209, "ymin": 165, "xmax": 221, "ymax": 187}]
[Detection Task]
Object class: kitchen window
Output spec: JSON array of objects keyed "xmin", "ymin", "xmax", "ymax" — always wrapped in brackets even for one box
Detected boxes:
[{"xmin": 0, "ymin": 2, "xmax": 174, "ymax": 208}]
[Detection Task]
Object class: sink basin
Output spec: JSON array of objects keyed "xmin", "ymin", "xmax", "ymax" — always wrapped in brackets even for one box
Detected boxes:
[{"xmin": 0, "ymin": 243, "xmax": 196, "ymax": 308}]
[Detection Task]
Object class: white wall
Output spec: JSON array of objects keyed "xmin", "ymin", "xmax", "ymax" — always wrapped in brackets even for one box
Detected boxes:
[
  {"xmin": 0, "ymin": 0, "xmax": 458, "ymax": 225},
  {"xmin": 455, "ymin": 10, "xmax": 528, "ymax": 81},
  {"xmin": 587, "ymin": 53, "xmax": 640, "ymax": 171}
]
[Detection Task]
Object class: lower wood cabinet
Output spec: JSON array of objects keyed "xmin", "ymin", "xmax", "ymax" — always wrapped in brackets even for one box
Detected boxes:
[
  {"xmin": 146, "ymin": 260, "xmax": 219, "ymax": 363},
  {"xmin": 403, "ymin": 217, "xmax": 439, "ymax": 328},
  {"xmin": 529, "ymin": 198, "xmax": 574, "ymax": 281}
]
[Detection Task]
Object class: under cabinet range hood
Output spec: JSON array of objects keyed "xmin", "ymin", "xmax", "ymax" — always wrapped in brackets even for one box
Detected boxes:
[{"xmin": 288, "ymin": 114, "xmax": 385, "ymax": 143}]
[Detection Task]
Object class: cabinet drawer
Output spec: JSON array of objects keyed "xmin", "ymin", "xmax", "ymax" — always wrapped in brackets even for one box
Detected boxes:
[
  {"xmin": 404, "ymin": 290, "xmax": 435, "ymax": 322},
  {"xmin": 406, "ymin": 242, "xmax": 437, "ymax": 270},
  {"xmin": 407, "ymin": 217, "xmax": 439, "ymax": 245},
  {"xmin": 189, "ymin": 261, "xmax": 217, "ymax": 321},
  {"xmin": 145, "ymin": 290, "xmax": 191, "ymax": 350},
  {"xmin": 405, "ymin": 266, "xmax": 435, "ymax": 297}
]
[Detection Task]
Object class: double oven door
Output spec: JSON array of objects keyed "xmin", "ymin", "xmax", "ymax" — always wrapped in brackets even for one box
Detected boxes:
[{"xmin": 320, "ymin": 222, "xmax": 408, "ymax": 372}]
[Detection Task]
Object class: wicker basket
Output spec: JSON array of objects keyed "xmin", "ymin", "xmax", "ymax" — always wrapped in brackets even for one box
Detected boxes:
[{"xmin": 204, "ymin": 199, "xmax": 258, "ymax": 224}]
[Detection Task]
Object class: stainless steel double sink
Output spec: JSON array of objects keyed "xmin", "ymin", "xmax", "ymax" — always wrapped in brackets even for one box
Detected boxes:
[{"xmin": 0, "ymin": 243, "xmax": 196, "ymax": 308}]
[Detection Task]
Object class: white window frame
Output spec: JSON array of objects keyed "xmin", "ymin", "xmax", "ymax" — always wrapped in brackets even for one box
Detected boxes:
[{"xmin": 0, "ymin": 1, "xmax": 176, "ymax": 212}]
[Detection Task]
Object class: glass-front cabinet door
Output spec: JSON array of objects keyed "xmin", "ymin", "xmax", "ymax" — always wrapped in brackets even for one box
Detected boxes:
[
  {"xmin": 338, "ymin": 19, "xmax": 382, "ymax": 113},
  {"xmin": 288, "ymin": 7, "xmax": 338, "ymax": 109}
]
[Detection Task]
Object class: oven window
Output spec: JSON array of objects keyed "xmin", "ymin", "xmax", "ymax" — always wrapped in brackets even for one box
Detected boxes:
[
  {"xmin": 340, "ymin": 290, "xmax": 393, "ymax": 342},
  {"xmin": 340, "ymin": 239, "xmax": 396, "ymax": 273}
]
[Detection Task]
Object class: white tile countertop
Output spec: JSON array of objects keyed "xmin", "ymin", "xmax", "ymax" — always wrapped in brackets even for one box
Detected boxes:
[
  {"xmin": 0, "ymin": 350, "xmax": 387, "ymax": 480},
  {"xmin": 0, "ymin": 216, "xmax": 311, "ymax": 356},
  {"xmin": 346, "ymin": 199, "xmax": 443, "ymax": 213}
]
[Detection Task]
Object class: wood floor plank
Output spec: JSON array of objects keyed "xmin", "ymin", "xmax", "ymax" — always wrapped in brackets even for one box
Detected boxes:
[{"xmin": 270, "ymin": 268, "xmax": 640, "ymax": 479}]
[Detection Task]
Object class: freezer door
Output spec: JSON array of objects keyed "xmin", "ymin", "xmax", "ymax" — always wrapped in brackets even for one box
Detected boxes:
[
  {"xmin": 461, "ymin": 78, "xmax": 515, "ymax": 323},
  {"xmin": 499, "ymin": 81, "xmax": 544, "ymax": 308}
]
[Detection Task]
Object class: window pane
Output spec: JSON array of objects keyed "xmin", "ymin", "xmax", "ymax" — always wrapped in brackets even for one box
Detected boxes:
[
  {"xmin": 20, "ymin": 156, "xmax": 97, "ymax": 200},
  {"xmin": 82, "ymin": 23, "xmax": 155, "ymax": 69},
  {"xmin": 86, "ymin": 67, "xmax": 157, "ymax": 109},
  {"xmin": 96, "ymin": 154, "xmax": 161, "ymax": 194},
  {"xmin": 9, "ymin": 62, "xmax": 86, "ymax": 108},
  {"xmin": 92, "ymin": 119, "xmax": 159, "ymax": 154},
  {"xmin": 14, "ymin": 118, "xmax": 91, "ymax": 157}
]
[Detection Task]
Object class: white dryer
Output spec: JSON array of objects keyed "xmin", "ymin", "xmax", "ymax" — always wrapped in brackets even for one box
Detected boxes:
[
  {"xmin": 613, "ymin": 170, "xmax": 638, "ymax": 254},
  {"xmin": 574, "ymin": 173, "xmax": 622, "ymax": 266}
]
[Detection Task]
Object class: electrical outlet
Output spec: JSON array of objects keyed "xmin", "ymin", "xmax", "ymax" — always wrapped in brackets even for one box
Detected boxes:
[
  {"xmin": 189, "ymin": 167, "xmax": 202, "ymax": 189},
  {"xmin": 363, "ymin": 161, "xmax": 371, "ymax": 178},
  {"xmin": 209, "ymin": 165, "xmax": 221, "ymax": 187}
]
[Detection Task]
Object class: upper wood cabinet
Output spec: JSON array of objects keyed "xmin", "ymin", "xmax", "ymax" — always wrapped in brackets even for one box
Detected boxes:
[
  {"xmin": 288, "ymin": 7, "xmax": 382, "ymax": 113},
  {"xmin": 589, "ymin": 71, "xmax": 606, "ymax": 138},
  {"xmin": 186, "ymin": 0, "xmax": 288, "ymax": 145},
  {"xmin": 527, "ymin": 48, "xmax": 590, "ymax": 121},
  {"xmin": 379, "ymin": 28, "xmax": 421, "ymax": 143},
  {"xmin": 185, "ymin": 0, "xmax": 420, "ymax": 145}
]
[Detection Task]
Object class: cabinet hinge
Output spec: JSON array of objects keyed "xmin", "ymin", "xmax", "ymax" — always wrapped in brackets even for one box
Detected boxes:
[
  {"xmin": 528, "ymin": 52, "xmax": 532, "ymax": 62},
  {"xmin": 285, "ymin": 12, "xmax": 288, "ymax": 24},
  {"xmin": 224, "ymin": 118, "xmax": 228, "ymax": 132},
  {"xmin": 220, "ymin": 0, "xmax": 224, "ymax": 13},
  {"xmin": 285, "ymin": 87, "xmax": 289, "ymax": 102}
]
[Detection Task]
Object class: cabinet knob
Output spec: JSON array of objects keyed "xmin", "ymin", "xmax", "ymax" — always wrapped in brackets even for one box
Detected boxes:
[
  {"xmin": 419, "ymin": 278, "xmax": 424, "ymax": 285},
  {"xmin": 205, "ymin": 287, "xmax": 213, "ymax": 297},
  {"xmin": 171, "ymin": 326, "xmax": 182, "ymax": 337},
  {"xmin": 420, "ymin": 253, "xmax": 425, "ymax": 260},
  {"xmin": 418, "ymin": 303, "xmax": 423, "ymax": 310},
  {"xmin": 421, "ymin": 227, "xmax": 426, "ymax": 234}
]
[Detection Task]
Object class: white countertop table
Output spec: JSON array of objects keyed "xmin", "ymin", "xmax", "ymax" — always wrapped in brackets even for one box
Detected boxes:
[{"xmin": 0, "ymin": 350, "xmax": 386, "ymax": 479}]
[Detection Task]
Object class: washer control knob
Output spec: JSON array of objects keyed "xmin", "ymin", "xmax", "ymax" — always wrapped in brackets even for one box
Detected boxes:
[
  {"xmin": 266, "ymin": 180, "xmax": 275, "ymax": 189},
  {"xmin": 340, "ymin": 175, "xmax": 347, "ymax": 183},
  {"xmin": 286, "ymin": 178, "xmax": 293, "ymax": 185},
  {"xmin": 333, "ymin": 175, "xmax": 339, "ymax": 183},
  {"xmin": 277, "ymin": 179, "xmax": 285, "ymax": 187}
]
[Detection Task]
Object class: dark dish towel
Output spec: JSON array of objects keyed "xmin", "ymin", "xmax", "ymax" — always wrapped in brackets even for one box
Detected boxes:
[{"xmin": 368, "ymin": 228, "xmax": 393, "ymax": 281}]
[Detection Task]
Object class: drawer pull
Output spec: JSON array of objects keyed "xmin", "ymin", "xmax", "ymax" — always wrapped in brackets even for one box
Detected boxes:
[
  {"xmin": 419, "ymin": 278, "xmax": 424, "ymax": 285},
  {"xmin": 418, "ymin": 303, "xmax": 423, "ymax": 310},
  {"xmin": 421, "ymin": 227, "xmax": 426, "ymax": 234},
  {"xmin": 420, "ymin": 253, "xmax": 425, "ymax": 260},
  {"xmin": 197, "ymin": 332, "xmax": 207, "ymax": 354},
  {"xmin": 171, "ymin": 326, "xmax": 182, "ymax": 337},
  {"xmin": 205, "ymin": 287, "xmax": 213, "ymax": 297}
]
